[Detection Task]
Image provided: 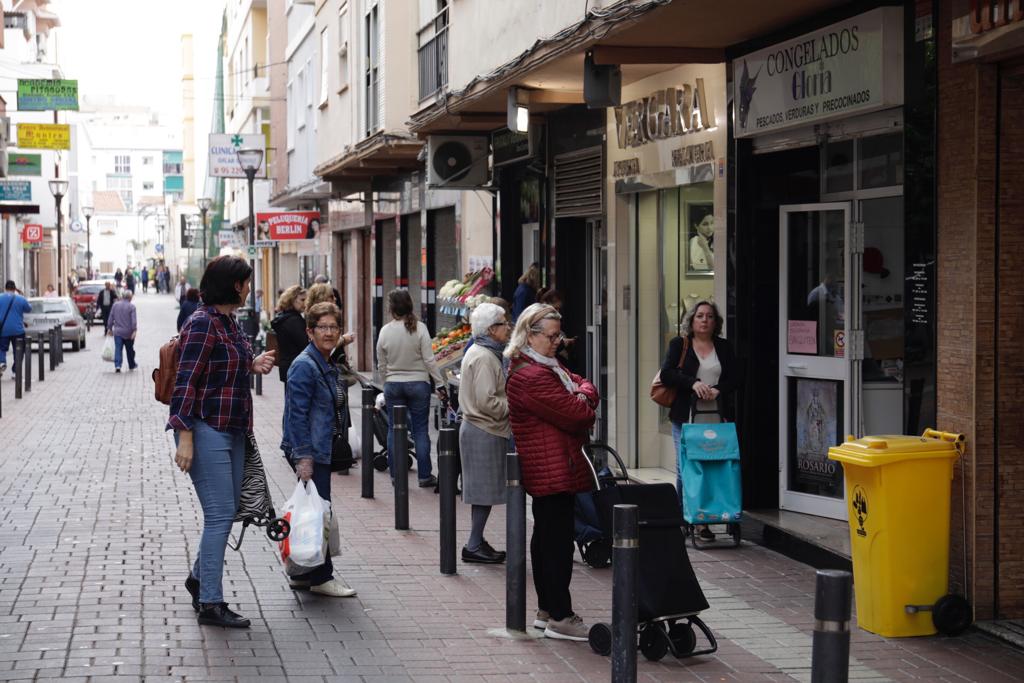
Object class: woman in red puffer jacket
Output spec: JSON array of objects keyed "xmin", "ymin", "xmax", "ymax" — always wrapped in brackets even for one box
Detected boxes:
[{"xmin": 506, "ymin": 303, "xmax": 598, "ymax": 643}]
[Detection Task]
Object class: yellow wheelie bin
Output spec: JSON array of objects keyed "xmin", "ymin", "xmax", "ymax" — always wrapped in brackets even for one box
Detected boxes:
[{"xmin": 827, "ymin": 429, "xmax": 971, "ymax": 637}]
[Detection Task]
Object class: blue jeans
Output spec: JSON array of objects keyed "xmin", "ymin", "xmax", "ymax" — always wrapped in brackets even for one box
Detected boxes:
[
  {"xmin": 179, "ymin": 420, "xmax": 245, "ymax": 604},
  {"xmin": 384, "ymin": 381, "xmax": 433, "ymax": 481},
  {"xmin": 287, "ymin": 459, "xmax": 334, "ymax": 586},
  {"xmin": 0, "ymin": 334, "xmax": 24, "ymax": 367},
  {"xmin": 114, "ymin": 336, "xmax": 137, "ymax": 370}
]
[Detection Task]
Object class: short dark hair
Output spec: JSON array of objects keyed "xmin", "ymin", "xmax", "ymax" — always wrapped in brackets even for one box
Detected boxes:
[
  {"xmin": 199, "ymin": 256, "xmax": 252, "ymax": 306},
  {"xmin": 306, "ymin": 302, "xmax": 342, "ymax": 329},
  {"xmin": 185, "ymin": 287, "xmax": 200, "ymax": 303},
  {"xmin": 4, "ymin": 280, "xmax": 14, "ymax": 291}
]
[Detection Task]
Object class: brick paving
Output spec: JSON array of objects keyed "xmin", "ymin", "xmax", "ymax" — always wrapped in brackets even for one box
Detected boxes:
[{"xmin": 0, "ymin": 293, "xmax": 1022, "ymax": 682}]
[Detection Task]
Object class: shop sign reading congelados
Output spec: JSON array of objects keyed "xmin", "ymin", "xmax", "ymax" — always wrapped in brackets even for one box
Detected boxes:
[
  {"xmin": 733, "ymin": 7, "xmax": 903, "ymax": 138},
  {"xmin": 613, "ymin": 79, "xmax": 715, "ymax": 149}
]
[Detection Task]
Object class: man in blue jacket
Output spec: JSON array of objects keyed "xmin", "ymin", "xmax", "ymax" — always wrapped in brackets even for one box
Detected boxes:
[{"xmin": 0, "ymin": 280, "xmax": 33, "ymax": 376}]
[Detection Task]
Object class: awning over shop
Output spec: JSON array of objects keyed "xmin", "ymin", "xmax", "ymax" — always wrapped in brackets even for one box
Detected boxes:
[
  {"xmin": 313, "ymin": 133, "xmax": 423, "ymax": 195},
  {"xmin": 269, "ymin": 178, "xmax": 333, "ymax": 209},
  {"xmin": 408, "ymin": 0, "xmax": 848, "ymax": 135}
]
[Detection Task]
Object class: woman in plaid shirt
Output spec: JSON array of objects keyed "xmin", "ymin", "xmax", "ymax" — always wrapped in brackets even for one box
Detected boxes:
[{"xmin": 168, "ymin": 256, "xmax": 276, "ymax": 628}]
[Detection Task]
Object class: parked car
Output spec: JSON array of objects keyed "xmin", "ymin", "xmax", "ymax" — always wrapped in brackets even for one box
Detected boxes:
[
  {"xmin": 72, "ymin": 280, "xmax": 106, "ymax": 317},
  {"xmin": 24, "ymin": 297, "xmax": 87, "ymax": 351}
]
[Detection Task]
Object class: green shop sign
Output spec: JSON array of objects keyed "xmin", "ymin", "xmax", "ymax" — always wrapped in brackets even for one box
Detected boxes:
[
  {"xmin": 17, "ymin": 79, "xmax": 79, "ymax": 111},
  {"xmin": 8, "ymin": 153, "xmax": 42, "ymax": 176}
]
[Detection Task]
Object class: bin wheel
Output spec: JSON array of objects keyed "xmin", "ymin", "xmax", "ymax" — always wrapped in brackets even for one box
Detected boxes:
[
  {"xmin": 932, "ymin": 594, "xmax": 972, "ymax": 636},
  {"xmin": 373, "ymin": 454, "xmax": 389, "ymax": 472},
  {"xmin": 730, "ymin": 523, "xmax": 742, "ymax": 547},
  {"xmin": 583, "ymin": 539, "xmax": 611, "ymax": 568},
  {"xmin": 639, "ymin": 623, "xmax": 668, "ymax": 662},
  {"xmin": 588, "ymin": 622, "xmax": 612, "ymax": 656},
  {"xmin": 267, "ymin": 517, "xmax": 290, "ymax": 542},
  {"xmin": 668, "ymin": 621, "xmax": 697, "ymax": 657}
]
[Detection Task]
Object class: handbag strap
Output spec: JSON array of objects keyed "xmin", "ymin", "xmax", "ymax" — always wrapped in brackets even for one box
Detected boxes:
[
  {"xmin": 307, "ymin": 350, "xmax": 343, "ymax": 432},
  {"xmin": 677, "ymin": 335, "xmax": 690, "ymax": 368},
  {"xmin": 0, "ymin": 295, "xmax": 15, "ymax": 335}
]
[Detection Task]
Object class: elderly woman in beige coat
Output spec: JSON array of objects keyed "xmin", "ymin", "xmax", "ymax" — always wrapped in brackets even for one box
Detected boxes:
[{"xmin": 458, "ymin": 303, "xmax": 512, "ymax": 564}]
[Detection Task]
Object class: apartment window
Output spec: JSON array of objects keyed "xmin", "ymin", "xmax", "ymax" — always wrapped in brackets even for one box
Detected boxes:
[
  {"xmin": 306, "ymin": 58, "xmax": 314, "ymax": 107},
  {"xmin": 338, "ymin": 3, "xmax": 350, "ymax": 92},
  {"xmin": 114, "ymin": 155, "xmax": 131, "ymax": 174},
  {"xmin": 143, "ymin": 181, "xmax": 154, "ymax": 191},
  {"xmin": 287, "ymin": 81, "xmax": 296, "ymax": 148},
  {"xmin": 319, "ymin": 27, "xmax": 330, "ymax": 107},
  {"xmin": 365, "ymin": 4, "xmax": 380, "ymax": 134},
  {"xmin": 142, "ymin": 156, "xmax": 153, "ymax": 165},
  {"xmin": 243, "ymin": 36, "xmax": 250, "ymax": 85},
  {"xmin": 297, "ymin": 69, "xmax": 306, "ymax": 130},
  {"xmin": 106, "ymin": 175, "xmax": 133, "ymax": 212}
]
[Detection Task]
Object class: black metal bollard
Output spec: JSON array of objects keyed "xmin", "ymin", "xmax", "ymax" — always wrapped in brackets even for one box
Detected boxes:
[
  {"xmin": 612, "ymin": 504, "xmax": 639, "ymax": 683},
  {"xmin": 361, "ymin": 385, "xmax": 375, "ymax": 499},
  {"xmin": 22, "ymin": 336, "xmax": 30, "ymax": 393},
  {"xmin": 505, "ymin": 450, "xmax": 527, "ymax": 633},
  {"xmin": 392, "ymin": 404, "xmax": 410, "ymax": 530},
  {"xmin": 48, "ymin": 329, "xmax": 56, "ymax": 371},
  {"xmin": 13, "ymin": 337, "xmax": 24, "ymax": 399},
  {"xmin": 438, "ymin": 426, "xmax": 458, "ymax": 575},
  {"xmin": 811, "ymin": 569, "xmax": 852, "ymax": 683},
  {"xmin": 37, "ymin": 333, "xmax": 44, "ymax": 382},
  {"xmin": 55, "ymin": 326, "xmax": 63, "ymax": 365}
]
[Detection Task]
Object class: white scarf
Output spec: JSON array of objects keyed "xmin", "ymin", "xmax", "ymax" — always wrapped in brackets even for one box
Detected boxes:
[{"xmin": 522, "ymin": 346, "xmax": 578, "ymax": 395}]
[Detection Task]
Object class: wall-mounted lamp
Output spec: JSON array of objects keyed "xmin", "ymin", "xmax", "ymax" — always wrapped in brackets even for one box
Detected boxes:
[{"xmin": 507, "ymin": 87, "xmax": 529, "ymax": 134}]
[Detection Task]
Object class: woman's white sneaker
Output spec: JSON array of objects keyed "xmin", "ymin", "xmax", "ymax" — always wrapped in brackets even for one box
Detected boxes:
[
  {"xmin": 310, "ymin": 579, "xmax": 357, "ymax": 597},
  {"xmin": 533, "ymin": 609, "xmax": 550, "ymax": 630},
  {"xmin": 544, "ymin": 614, "xmax": 589, "ymax": 641}
]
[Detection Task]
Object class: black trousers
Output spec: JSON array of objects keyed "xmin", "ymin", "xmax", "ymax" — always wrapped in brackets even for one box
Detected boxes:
[{"xmin": 530, "ymin": 492, "xmax": 576, "ymax": 621}]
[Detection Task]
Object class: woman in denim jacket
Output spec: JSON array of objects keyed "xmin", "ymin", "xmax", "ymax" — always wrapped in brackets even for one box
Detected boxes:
[{"xmin": 281, "ymin": 301, "xmax": 357, "ymax": 598}]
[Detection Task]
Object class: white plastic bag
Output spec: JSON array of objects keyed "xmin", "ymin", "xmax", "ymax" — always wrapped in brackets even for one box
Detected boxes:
[
  {"xmin": 101, "ymin": 334, "xmax": 115, "ymax": 362},
  {"xmin": 328, "ymin": 513, "xmax": 341, "ymax": 557},
  {"xmin": 279, "ymin": 481, "xmax": 330, "ymax": 575},
  {"xmin": 348, "ymin": 426, "xmax": 361, "ymax": 462}
]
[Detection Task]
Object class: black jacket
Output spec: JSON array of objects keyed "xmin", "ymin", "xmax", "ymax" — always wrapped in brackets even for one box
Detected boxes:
[
  {"xmin": 177, "ymin": 300, "xmax": 199, "ymax": 332},
  {"xmin": 659, "ymin": 335, "xmax": 740, "ymax": 424},
  {"xmin": 271, "ymin": 309, "xmax": 308, "ymax": 381}
]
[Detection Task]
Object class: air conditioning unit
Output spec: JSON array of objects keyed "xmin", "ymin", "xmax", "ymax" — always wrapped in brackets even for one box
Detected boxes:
[{"xmin": 427, "ymin": 135, "xmax": 489, "ymax": 188}]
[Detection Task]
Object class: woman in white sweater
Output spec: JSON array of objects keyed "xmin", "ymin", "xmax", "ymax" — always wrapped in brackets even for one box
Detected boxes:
[{"xmin": 376, "ymin": 289, "xmax": 444, "ymax": 486}]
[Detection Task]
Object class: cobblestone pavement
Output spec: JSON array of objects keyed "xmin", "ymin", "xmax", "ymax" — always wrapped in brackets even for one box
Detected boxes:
[{"xmin": 1, "ymin": 294, "xmax": 1023, "ymax": 682}]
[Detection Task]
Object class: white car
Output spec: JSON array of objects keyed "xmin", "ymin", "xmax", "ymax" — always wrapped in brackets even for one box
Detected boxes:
[{"xmin": 24, "ymin": 297, "xmax": 88, "ymax": 351}]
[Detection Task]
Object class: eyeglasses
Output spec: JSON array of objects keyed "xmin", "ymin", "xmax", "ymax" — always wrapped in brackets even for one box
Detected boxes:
[
  {"xmin": 491, "ymin": 321, "xmax": 512, "ymax": 329},
  {"xmin": 532, "ymin": 331, "xmax": 563, "ymax": 344},
  {"xmin": 314, "ymin": 325, "xmax": 340, "ymax": 334}
]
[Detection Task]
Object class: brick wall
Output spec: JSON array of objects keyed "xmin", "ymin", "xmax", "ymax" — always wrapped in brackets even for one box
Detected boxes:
[{"xmin": 937, "ymin": 0, "xmax": 1024, "ymax": 620}]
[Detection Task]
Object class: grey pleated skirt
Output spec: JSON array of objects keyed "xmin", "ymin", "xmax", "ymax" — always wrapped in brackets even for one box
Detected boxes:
[{"xmin": 458, "ymin": 419, "xmax": 509, "ymax": 506}]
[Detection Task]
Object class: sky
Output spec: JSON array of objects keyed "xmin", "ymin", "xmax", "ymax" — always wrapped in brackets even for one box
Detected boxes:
[{"xmin": 51, "ymin": 0, "xmax": 227, "ymax": 190}]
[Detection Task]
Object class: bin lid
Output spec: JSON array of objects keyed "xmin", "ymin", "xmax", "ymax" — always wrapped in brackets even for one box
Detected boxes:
[{"xmin": 827, "ymin": 434, "xmax": 960, "ymax": 467}]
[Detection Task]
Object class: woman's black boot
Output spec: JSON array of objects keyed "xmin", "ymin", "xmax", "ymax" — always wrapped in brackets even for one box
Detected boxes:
[
  {"xmin": 185, "ymin": 574, "xmax": 200, "ymax": 612},
  {"xmin": 197, "ymin": 603, "xmax": 251, "ymax": 628}
]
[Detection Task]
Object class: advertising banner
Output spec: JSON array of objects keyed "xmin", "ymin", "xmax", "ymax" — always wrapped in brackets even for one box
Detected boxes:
[
  {"xmin": 21, "ymin": 224, "xmax": 43, "ymax": 249},
  {"xmin": 0, "ymin": 180, "xmax": 31, "ymax": 201},
  {"xmin": 17, "ymin": 123, "xmax": 71, "ymax": 150},
  {"xmin": 17, "ymin": 79, "xmax": 79, "ymax": 111},
  {"xmin": 208, "ymin": 134, "xmax": 266, "ymax": 178},
  {"xmin": 218, "ymin": 230, "xmax": 242, "ymax": 250},
  {"xmin": 256, "ymin": 211, "xmax": 321, "ymax": 241},
  {"xmin": 8, "ymin": 153, "xmax": 42, "ymax": 176},
  {"xmin": 732, "ymin": 7, "xmax": 903, "ymax": 138}
]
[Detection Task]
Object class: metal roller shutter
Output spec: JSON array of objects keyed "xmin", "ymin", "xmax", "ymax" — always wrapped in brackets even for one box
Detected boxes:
[{"xmin": 553, "ymin": 146, "xmax": 603, "ymax": 218}]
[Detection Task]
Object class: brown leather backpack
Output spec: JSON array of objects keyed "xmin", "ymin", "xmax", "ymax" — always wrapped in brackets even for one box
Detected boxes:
[{"xmin": 152, "ymin": 336, "xmax": 180, "ymax": 405}]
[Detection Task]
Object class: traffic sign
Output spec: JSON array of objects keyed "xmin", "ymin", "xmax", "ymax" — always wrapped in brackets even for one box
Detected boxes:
[{"xmin": 155, "ymin": 243, "xmax": 164, "ymax": 253}]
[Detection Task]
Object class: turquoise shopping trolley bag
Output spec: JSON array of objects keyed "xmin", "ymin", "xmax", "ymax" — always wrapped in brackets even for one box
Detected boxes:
[{"xmin": 678, "ymin": 420, "xmax": 742, "ymax": 525}]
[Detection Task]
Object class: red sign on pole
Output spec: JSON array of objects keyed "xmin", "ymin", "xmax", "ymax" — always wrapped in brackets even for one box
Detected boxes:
[
  {"xmin": 256, "ymin": 211, "xmax": 321, "ymax": 241},
  {"xmin": 22, "ymin": 224, "xmax": 43, "ymax": 248}
]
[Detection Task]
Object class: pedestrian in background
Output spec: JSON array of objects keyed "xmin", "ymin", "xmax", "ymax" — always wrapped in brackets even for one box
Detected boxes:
[
  {"xmin": 458, "ymin": 302, "xmax": 511, "ymax": 564},
  {"xmin": 125, "ymin": 268, "xmax": 136, "ymax": 294},
  {"xmin": 659, "ymin": 300, "xmax": 739, "ymax": 541},
  {"xmin": 43, "ymin": 284, "xmax": 57, "ymax": 297},
  {"xmin": 313, "ymin": 274, "xmax": 343, "ymax": 309},
  {"xmin": 96, "ymin": 281, "xmax": 118, "ymax": 333},
  {"xmin": 0, "ymin": 280, "xmax": 32, "ymax": 377},
  {"xmin": 506, "ymin": 302, "xmax": 598, "ymax": 641},
  {"xmin": 109, "ymin": 290, "xmax": 138, "ymax": 373},
  {"xmin": 141, "ymin": 267, "xmax": 149, "ymax": 294},
  {"xmin": 376, "ymin": 289, "xmax": 443, "ymax": 488},
  {"xmin": 114, "ymin": 268, "xmax": 123, "ymax": 289},
  {"xmin": 175, "ymin": 276, "xmax": 189, "ymax": 305},
  {"xmin": 512, "ymin": 262, "xmax": 541, "ymax": 322},
  {"xmin": 177, "ymin": 288, "xmax": 201, "ymax": 332},
  {"xmin": 280, "ymin": 301, "xmax": 357, "ymax": 598},
  {"xmin": 271, "ymin": 285, "xmax": 307, "ymax": 382},
  {"xmin": 168, "ymin": 255, "xmax": 276, "ymax": 629}
]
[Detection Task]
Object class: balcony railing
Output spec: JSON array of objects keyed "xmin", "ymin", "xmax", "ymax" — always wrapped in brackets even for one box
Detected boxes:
[{"xmin": 417, "ymin": 25, "xmax": 448, "ymax": 102}]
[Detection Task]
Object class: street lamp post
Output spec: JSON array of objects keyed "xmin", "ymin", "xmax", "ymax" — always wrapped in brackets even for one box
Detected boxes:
[
  {"xmin": 48, "ymin": 180, "xmax": 69, "ymax": 295},
  {"xmin": 235, "ymin": 148, "xmax": 263, "ymax": 341},
  {"xmin": 82, "ymin": 206, "xmax": 94, "ymax": 279},
  {"xmin": 197, "ymin": 197, "xmax": 212, "ymax": 268}
]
